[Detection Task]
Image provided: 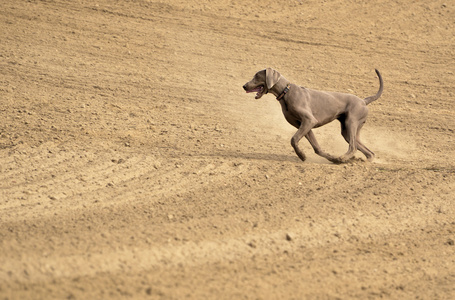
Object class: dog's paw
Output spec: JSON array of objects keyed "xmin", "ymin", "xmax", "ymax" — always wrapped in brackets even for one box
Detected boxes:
[
  {"xmin": 334, "ymin": 156, "xmax": 362, "ymax": 164},
  {"xmin": 366, "ymin": 154, "xmax": 375, "ymax": 162},
  {"xmin": 325, "ymin": 155, "xmax": 343, "ymax": 164},
  {"xmin": 331, "ymin": 155, "xmax": 357, "ymax": 164},
  {"xmin": 298, "ymin": 154, "xmax": 307, "ymax": 162},
  {"xmin": 330, "ymin": 158, "xmax": 344, "ymax": 164}
]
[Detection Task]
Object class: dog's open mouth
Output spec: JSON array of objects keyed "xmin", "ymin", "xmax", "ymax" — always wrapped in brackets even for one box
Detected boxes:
[{"xmin": 246, "ymin": 85, "xmax": 264, "ymax": 99}]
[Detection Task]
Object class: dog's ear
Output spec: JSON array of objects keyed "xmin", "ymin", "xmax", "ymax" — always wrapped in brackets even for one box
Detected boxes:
[{"xmin": 265, "ymin": 68, "xmax": 281, "ymax": 90}]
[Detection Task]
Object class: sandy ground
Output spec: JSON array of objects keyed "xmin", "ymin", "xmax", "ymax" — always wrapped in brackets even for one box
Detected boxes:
[{"xmin": 1, "ymin": 0, "xmax": 455, "ymax": 299}]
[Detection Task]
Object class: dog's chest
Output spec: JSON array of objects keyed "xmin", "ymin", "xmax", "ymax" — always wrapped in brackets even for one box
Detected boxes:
[{"xmin": 279, "ymin": 100, "xmax": 300, "ymax": 128}]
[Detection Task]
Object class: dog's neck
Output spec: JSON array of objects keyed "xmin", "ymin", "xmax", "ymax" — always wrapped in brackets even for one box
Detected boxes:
[{"xmin": 269, "ymin": 77, "xmax": 291, "ymax": 99}]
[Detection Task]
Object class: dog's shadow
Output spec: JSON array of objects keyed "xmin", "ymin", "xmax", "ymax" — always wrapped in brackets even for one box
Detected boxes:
[
  {"xmin": 227, "ymin": 151, "xmax": 299, "ymax": 163},
  {"xmin": 194, "ymin": 150, "xmax": 338, "ymax": 165},
  {"xmin": 198, "ymin": 148, "xmax": 372, "ymax": 165}
]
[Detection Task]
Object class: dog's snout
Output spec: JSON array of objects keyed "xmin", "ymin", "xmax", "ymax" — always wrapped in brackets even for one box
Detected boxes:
[{"xmin": 243, "ymin": 84, "xmax": 248, "ymax": 91}]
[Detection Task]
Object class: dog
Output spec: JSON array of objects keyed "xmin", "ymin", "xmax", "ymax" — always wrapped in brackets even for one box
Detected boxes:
[{"xmin": 243, "ymin": 68, "xmax": 383, "ymax": 163}]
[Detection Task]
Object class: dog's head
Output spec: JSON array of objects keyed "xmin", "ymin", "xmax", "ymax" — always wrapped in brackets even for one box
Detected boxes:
[{"xmin": 243, "ymin": 68, "xmax": 281, "ymax": 99}]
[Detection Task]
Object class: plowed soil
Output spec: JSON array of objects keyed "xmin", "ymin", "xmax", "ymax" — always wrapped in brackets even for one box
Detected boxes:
[{"xmin": 1, "ymin": 0, "xmax": 454, "ymax": 299}]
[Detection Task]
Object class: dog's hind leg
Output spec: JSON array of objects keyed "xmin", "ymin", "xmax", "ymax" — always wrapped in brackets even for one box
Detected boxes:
[
  {"xmin": 339, "ymin": 112, "xmax": 374, "ymax": 162},
  {"xmin": 356, "ymin": 139, "xmax": 375, "ymax": 161},
  {"xmin": 338, "ymin": 115, "xmax": 361, "ymax": 162},
  {"xmin": 353, "ymin": 121, "xmax": 375, "ymax": 161}
]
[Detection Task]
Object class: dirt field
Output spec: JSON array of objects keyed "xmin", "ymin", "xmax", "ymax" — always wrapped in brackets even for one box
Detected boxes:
[{"xmin": 1, "ymin": 0, "xmax": 454, "ymax": 299}]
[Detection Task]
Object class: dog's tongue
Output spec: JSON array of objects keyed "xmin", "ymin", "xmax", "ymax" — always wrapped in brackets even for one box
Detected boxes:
[{"xmin": 246, "ymin": 87, "xmax": 263, "ymax": 94}]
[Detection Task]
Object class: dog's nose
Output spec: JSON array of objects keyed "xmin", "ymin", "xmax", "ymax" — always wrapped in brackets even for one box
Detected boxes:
[{"xmin": 243, "ymin": 84, "xmax": 247, "ymax": 91}]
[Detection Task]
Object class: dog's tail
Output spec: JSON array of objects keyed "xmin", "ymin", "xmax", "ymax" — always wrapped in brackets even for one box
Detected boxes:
[{"xmin": 364, "ymin": 69, "xmax": 383, "ymax": 105}]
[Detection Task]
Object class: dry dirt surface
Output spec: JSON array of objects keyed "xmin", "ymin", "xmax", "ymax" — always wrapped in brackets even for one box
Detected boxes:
[{"xmin": 1, "ymin": 0, "xmax": 455, "ymax": 299}]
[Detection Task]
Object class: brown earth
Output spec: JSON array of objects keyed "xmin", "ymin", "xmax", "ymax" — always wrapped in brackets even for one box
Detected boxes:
[{"xmin": 1, "ymin": 0, "xmax": 455, "ymax": 299}]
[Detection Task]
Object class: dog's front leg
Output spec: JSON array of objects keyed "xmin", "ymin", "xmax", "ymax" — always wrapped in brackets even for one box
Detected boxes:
[
  {"xmin": 291, "ymin": 133, "xmax": 307, "ymax": 161},
  {"xmin": 290, "ymin": 115, "xmax": 317, "ymax": 162},
  {"xmin": 305, "ymin": 130, "xmax": 339, "ymax": 163}
]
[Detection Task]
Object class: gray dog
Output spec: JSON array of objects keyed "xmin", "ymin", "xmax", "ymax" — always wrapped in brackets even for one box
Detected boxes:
[{"xmin": 243, "ymin": 68, "xmax": 383, "ymax": 163}]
